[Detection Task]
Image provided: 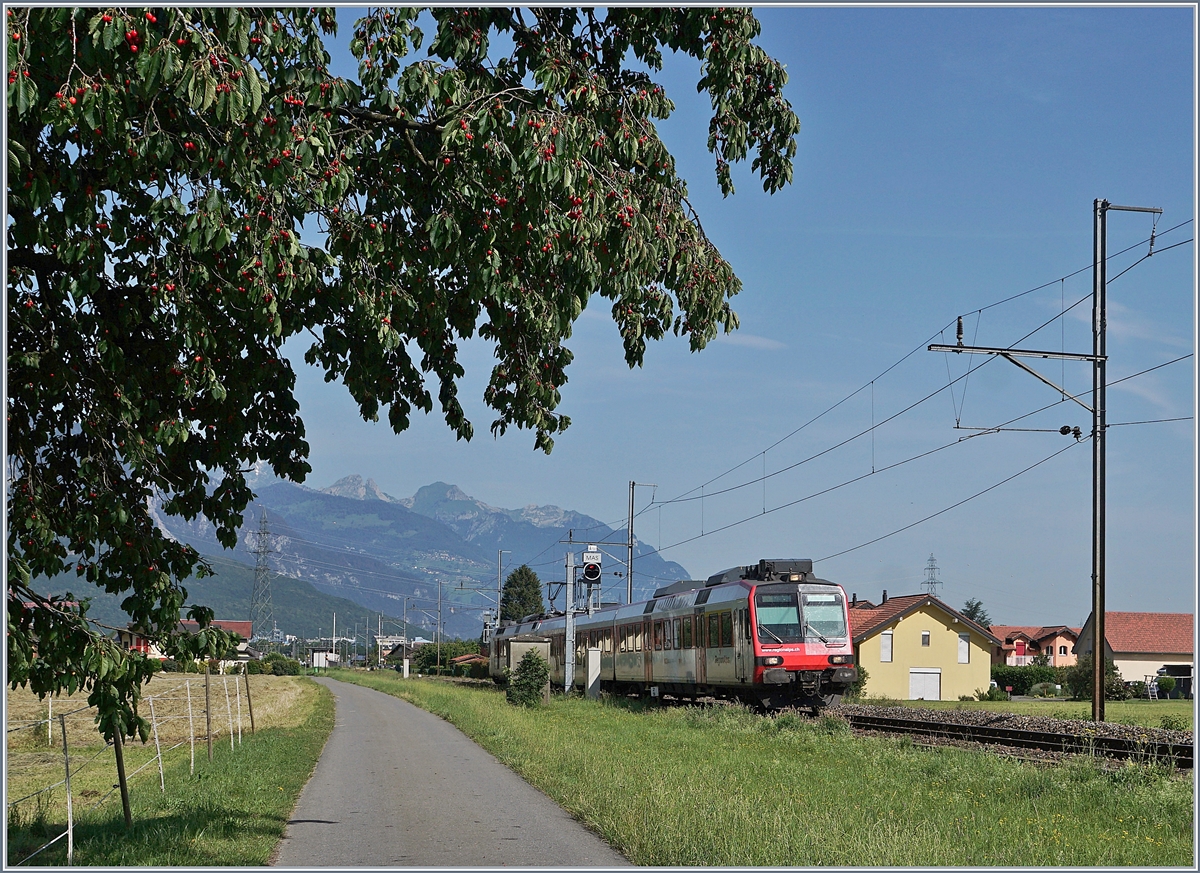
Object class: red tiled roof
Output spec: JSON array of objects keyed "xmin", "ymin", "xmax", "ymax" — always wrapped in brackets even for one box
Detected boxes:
[
  {"xmin": 848, "ymin": 594, "xmax": 999, "ymax": 645},
  {"xmin": 179, "ymin": 619, "xmax": 253, "ymax": 639},
  {"xmin": 990, "ymin": 625, "xmax": 1079, "ymax": 649},
  {"xmin": 449, "ymin": 652, "xmax": 487, "ymax": 665},
  {"xmin": 1103, "ymin": 612, "xmax": 1193, "ymax": 655}
]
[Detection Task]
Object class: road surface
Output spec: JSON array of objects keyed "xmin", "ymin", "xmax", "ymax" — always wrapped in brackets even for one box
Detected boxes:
[{"xmin": 271, "ymin": 677, "xmax": 630, "ymax": 867}]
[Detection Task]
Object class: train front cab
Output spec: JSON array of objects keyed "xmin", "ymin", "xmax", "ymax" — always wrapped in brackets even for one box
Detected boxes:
[{"xmin": 748, "ymin": 579, "xmax": 857, "ymax": 710}]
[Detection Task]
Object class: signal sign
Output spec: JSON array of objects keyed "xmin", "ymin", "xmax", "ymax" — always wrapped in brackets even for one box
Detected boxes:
[{"xmin": 581, "ymin": 547, "xmax": 602, "ymax": 582}]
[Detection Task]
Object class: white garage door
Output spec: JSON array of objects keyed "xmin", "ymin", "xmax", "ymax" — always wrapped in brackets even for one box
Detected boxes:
[{"xmin": 909, "ymin": 669, "xmax": 941, "ymax": 701}]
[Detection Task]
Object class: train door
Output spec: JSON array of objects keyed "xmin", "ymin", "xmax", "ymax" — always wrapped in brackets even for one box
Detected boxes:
[
  {"xmin": 644, "ymin": 621, "xmax": 653, "ymax": 684},
  {"xmin": 734, "ymin": 607, "xmax": 748, "ymax": 682},
  {"xmin": 694, "ymin": 611, "xmax": 707, "ymax": 685}
]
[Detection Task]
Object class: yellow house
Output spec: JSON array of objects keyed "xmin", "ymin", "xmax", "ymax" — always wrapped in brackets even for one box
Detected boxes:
[{"xmin": 850, "ymin": 593, "xmax": 1000, "ymax": 701}]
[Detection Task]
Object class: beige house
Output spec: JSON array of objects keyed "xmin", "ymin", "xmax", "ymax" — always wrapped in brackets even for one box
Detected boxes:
[
  {"xmin": 1074, "ymin": 611, "xmax": 1193, "ymax": 687},
  {"xmin": 850, "ymin": 593, "xmax": 1000, "ymax": 701}
]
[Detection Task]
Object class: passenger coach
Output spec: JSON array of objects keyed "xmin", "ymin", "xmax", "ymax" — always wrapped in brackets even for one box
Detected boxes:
[{"xmin": 490, "ymin": 558, "xmax": 858, "ymax": 711}]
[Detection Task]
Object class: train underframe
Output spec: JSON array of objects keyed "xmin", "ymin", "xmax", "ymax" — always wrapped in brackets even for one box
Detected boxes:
[{"xmin": 600, "ymin": 666, "xmax": 857, "ymax": 713}]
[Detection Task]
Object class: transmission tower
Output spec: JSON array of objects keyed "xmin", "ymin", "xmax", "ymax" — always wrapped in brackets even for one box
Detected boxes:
[
  {"xmin": 249, "ymin": 509, "xmax": 274, "ymax": 642},
  {"xmin": 922, "ymin": 553, "xmax": 942, "ymax": 596}
]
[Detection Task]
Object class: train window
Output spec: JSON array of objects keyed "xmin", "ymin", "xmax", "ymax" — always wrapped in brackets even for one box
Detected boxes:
[
  {"xmin": 801, "ymin": 590, "xmax": 847, "ymax": 640},
  {"xmin": 653, "ymin": 621, "xmax": 664, "ymax": 651},
  {"xmin": 708, "ymin": 613, "xmax": 720, "ymax": 648},
  {"xmin": 672, "ymin": 618, "xmax": 681, "ymax": 650},
  {"xmin": 756, "ymin": 591, "xmax": 803, "ymax": 643},
  {"xmin": 662, "ymin": 620, "xmax": 672, "ymax": 650},
  {"xmin": 720, "ymin": 612, "xmax": 733, "ymax": 647},
  {"xmin": 681, "ymin": 616, "xmax": 692, "ymax": 649},
  {"xmin": 635, "ymin": 624, "xmax": 643, "ymax": 652}
]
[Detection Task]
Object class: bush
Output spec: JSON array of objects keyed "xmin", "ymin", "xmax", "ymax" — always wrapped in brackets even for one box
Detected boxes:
[
  {"xmin": 1127, "ymin": 681, "xmax": 1147, "ymax": 699},
  {"xmin": 991, "ymin": 664, "xmax": 1057, "ymax": 696},
  {"xmin": 246, "ymin": 660, "xmax": 265, "ymax": 674},
  {"xmin": 1029, "ymin": 682, "xmax": 1059, "ymax": 698},
  {"xmin": 975, "ymin": 686, "xmax": 1009, "ymax": 701},
  {"xmin": 1063, "ymin": 654, "xmax": 1126, "ymax": 700},
  {"xmin": 1157, "ymin": 675, "xmax": 1177, "ymax": 697},
  {"xmin": 1160, "ymin": 714, "xmax": 1189, "ymax": 731},
  {"xmin": 160, "ymin": 659, "xmax": 179, "ymax": 673},
  {"xmin": 506, "ymin": 649, "xmax": 549, "ymax": 707},
  {"xmin": 846, "ymin": 665, "xmax": 869, "ymax": 700},
  {"xmin": 269, "ymin": 657, "xmax": 302, "ymax": 676}
]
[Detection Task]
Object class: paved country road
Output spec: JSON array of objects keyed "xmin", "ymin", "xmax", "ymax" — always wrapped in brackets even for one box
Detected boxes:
[{"xmin": 271, "ymin": 677, "xmax": 631, "ymax": 867}]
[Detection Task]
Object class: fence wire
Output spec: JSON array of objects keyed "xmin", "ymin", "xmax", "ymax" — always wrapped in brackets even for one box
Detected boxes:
[{"xmin": 7, "ymin": 674, "xmax": 255, "ymax": 866}]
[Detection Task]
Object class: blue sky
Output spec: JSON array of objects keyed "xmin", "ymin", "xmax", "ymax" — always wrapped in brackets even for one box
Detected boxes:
[{"xmin": 283, "ymin": 6, "xmax": 1195, "ymax": 627}]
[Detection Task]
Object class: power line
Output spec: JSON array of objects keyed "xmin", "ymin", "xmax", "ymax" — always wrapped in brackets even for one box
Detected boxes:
[
  {"xmin": 647, "ymin": 220, "xmax": 1191, "ymax": 514},
  {"xmin": 815, "ymin": 439, "xmax": 1086, "ymax": 563}
]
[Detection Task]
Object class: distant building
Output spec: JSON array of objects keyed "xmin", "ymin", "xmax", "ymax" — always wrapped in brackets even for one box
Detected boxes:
[
  {"xmin": 849, "ymin": 592, "xmax": 1000, "ymax": 701},
  {"xmin": 990, "ymin": 625, "xmax": 1080, "ymax": 667},
  {"xmin": 1074, "ymin": 611, "xmax": 1193, "ymax": 690}
]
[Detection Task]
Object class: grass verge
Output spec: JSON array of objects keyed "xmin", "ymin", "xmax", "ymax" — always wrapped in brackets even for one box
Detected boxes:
[
  {"xmin": 6, "ymin": 676, "xmax": 334, "ymax": 866},
  {"xmin": 332, "ymin": 670, "xmax": 1193, "ymax": 866}
]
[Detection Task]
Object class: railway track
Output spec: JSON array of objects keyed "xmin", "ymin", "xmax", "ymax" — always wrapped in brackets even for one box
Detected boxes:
[{"xmin": 844, "ymin": 712, "xmax": 1194, "ymax": 769}]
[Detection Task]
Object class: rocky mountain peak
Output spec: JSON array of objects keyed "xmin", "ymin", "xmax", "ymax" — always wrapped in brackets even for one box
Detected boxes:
[{"xmin": 321, "ymin": 474, "xmax": 398, "ymax": 503}]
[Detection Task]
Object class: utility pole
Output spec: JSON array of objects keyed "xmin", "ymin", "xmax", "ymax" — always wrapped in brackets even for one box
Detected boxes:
[
  {"xmin": 564, "ymin": 549, "xmax": 575, "ymax": 695},
  {"xmin": 497, "ymin": 549, "xmax": 510, "ymax": 624},
  {"xmin": 930, "ymin": 198, "xmax": 1161, "ymax": 722},
  {"xmin": 437, "ymin": 579, "xmax": 443, "ymax": 670},
  {"xmin": 332, "ymin": 612, "xmax": 336, "ymax": 666},
  {"xmin": 626, "ymin": 482, "xmax": 657, "ymax": 604}
]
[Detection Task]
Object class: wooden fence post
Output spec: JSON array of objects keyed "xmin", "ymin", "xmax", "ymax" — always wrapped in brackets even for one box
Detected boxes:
[
  {"xmin": 204, "ymin": 664, "xmax": 213, "ymax": 763},
  {"xmin": 234, "ymin": 673, "xmax": 243, "ymax": 744},
  {"xmin": 186, "ymin": 680, "xmax": 195, "ymax": 775},
  {"xmin": 243, "ymin": 669, "xmax": 256, "ymax": 734},
  {"xmin": 148, "ymin": 696, "xmax": 164, "ymax": 792},
  {"xmin": 112, "ymin": 729, "xmax": 132, "ymax": 829},
  {"xmin": 223, "ymin": 676, "xmax": 234, "ymax": 752},
  {"xmin": 59, "ymin": 714, "xmax": 73, "ymax": 865}
]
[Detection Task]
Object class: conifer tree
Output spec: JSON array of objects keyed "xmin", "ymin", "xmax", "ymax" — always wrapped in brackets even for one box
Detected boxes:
[{"xmin": 501, "ymin": 565, "xmax": 545, "ymax": 622}]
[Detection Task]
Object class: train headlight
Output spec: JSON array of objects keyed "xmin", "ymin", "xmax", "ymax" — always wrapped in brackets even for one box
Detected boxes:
[
  {"xmin": 829, "ymin": 654, "xmax": 855, "ymax": 665},
  {"xmin": 757, "ymin": 655, "xmax": 784, "ymax": 667}
]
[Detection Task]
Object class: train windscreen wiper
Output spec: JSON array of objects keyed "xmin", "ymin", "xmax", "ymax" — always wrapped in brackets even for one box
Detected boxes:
[
  {"xmin": 804, "ymin": 623, "xmax": 829, "ymax": 644},
  {"xmin": 757, "ymin": 624, "xmax": 785, "ymax": 644}
]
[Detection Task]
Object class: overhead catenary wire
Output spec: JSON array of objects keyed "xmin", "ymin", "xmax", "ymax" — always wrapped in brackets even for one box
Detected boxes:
[{"xmin": 643, "ymin": 220, "xmax": 1192, "ymax": 517}]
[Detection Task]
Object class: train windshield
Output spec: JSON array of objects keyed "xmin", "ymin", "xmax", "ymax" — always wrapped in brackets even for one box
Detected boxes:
[
  {"xmin": 800, "ymin": 590, "xmax": 847, "ymax": 641},
  {"xmin": 755, "ymin": 586, "xmax": 847, "ymax": 644},
  {"xmin": 755, "ymin": 591, "xmax": 804, "ymax": 642}
]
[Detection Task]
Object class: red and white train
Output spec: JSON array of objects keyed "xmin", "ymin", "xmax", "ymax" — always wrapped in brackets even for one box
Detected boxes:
[{"xmin": 489, "ymin": 558, "xmax": 858, "ymax": 711}]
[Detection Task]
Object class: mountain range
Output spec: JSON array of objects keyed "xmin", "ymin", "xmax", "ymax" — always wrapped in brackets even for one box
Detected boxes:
[{"xmin": 146, "ymin": 475, "xmax": 690, "ymax": 639}]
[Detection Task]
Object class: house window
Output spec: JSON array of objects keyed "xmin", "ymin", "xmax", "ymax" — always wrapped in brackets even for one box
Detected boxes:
[
  {"xmin": 921, "ymin": 631, "xmax": 931, "ymax": 647},
  {"xmin": 1059, "ymin": 645, "xmax": 1067, "ymax": 656},
  {"xmin": 958, "ymin": 633, "xmax": 970, "ymax": 664},
  {"xmin": 880, "ymin": 631, "xmax": 893, "ymax": 662}
]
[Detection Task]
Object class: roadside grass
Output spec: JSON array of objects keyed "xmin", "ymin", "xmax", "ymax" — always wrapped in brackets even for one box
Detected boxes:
[
  {"xmin": 332, "ymin": 670, "xmax": 1193, "ymax": 867},
  {"xmin": 863, "ymin": 696, "xmax": 1194, "ymax": 730},
  {"xmin": 6, "ymin": 675, "xmax": 333, "ymax": 866}
]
